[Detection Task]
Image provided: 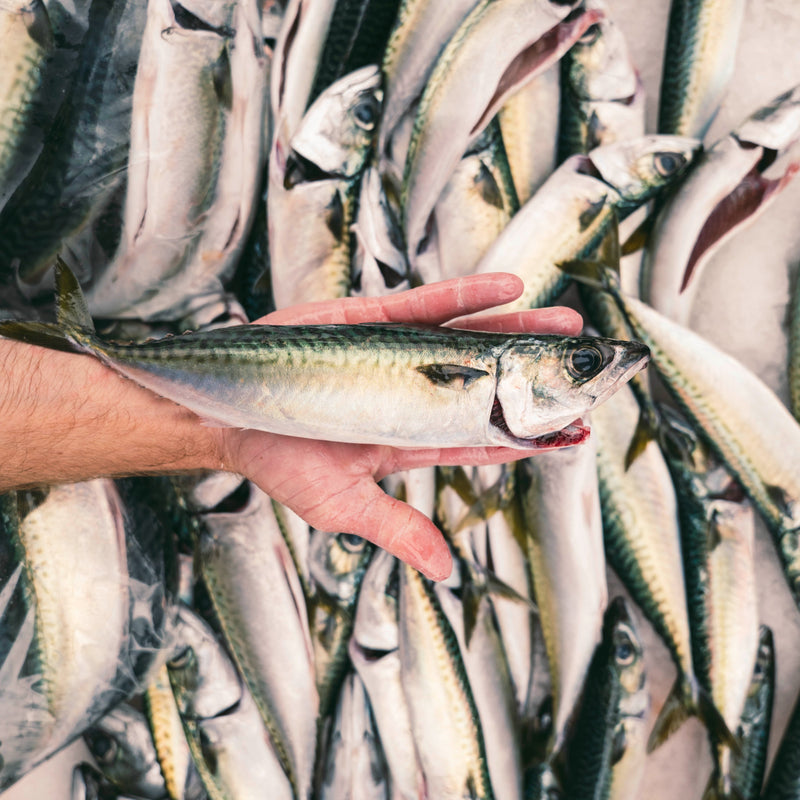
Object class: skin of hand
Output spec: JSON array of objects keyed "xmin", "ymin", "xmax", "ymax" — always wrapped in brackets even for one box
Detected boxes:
[{"xmin": 0, "ymin": 272, "xmax": 581, "ymax": 580}]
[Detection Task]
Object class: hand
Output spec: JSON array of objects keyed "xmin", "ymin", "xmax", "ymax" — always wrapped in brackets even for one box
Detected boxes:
[{"xmin": 217, "ymin": 273, "xmax": 582, "ymax": 580}]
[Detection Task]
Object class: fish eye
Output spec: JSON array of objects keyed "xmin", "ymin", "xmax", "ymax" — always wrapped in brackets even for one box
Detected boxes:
[
  {"xmin": 168, "ymin": 646, "xmax": 194, "ymax": 671},
  {"xmin": 567, "ymin": 345, "xmax": 604, "ymax": 380},
  {"xmin": 353, "ymin": 96, "xmax": 379, "ymax": 130},
  {"xmin": 614, "ymin": 634, "xmax": 636, "ymax": 665},
  {"xmin": 653, "ymin": 151, "xmax": 686, "ymax": 177},
  {"xmin": 86, "ymin": 732, "xmax": 117, "ymax": 765},
  {"xmin": 578, "ymin": 23, "xmax": 602, "ymax": 44},
  {"xmin": 337, "ymin": 532, "xmax": 366, "ymax": 553}
]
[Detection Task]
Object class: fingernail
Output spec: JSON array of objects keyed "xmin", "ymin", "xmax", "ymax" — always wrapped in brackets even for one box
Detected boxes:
[{"xmin": 421, "ymin": 550, "xmax": 453, "ymax": 582}]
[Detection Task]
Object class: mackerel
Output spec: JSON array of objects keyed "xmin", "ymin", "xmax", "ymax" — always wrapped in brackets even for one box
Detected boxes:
[
  {"xmin": 0, "ymin": 262, "xmax": 649, "ymax": 450},
  {"xmin": 474, "ymin": 136, "xmax": 699, "ymax": 312}
]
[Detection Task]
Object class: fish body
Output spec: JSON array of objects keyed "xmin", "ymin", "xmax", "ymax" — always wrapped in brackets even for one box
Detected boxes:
[
  {"xmin": 398, "ymin": 562, "xmax": 494, "ymax": 798},
  {"xmin": 517, "ymin": 438, "xmax": 608, "ymax": 755},
  {"xmin": 196, "ymin": 482, "xmax": 318, "ymax": 800},
  {"xmin": 434, "ymin": 117, "xmax": 519, "ymax": 281},
  {"xmin": 727, "ymin": 627, "xmax": 774, "ymax": 800},
  {"xmin": 402, "ymin": 0, "xmax": 598, "ymax": 263},
  {"xmin": 474, "ymin": 135, "xmax": 699, "ymax": 311},
  {"xmin": 643, "ymin": 84, "xmax": 800, "ymax": 324},
  {"xmin": 0, "ymin": 0, "xmax": 54, "ymax": 214},
  {"xmin": 0, "ymin": 263, "xmax": 649, "ymax": 450},
  {"xmin": 563, "ymin": 598, "xmax": 649, "ymax": 800},
  {"xmin": 658, "ymin": 0, "xmax": 746, "ymax": 138},
  {"xmin": 557, "ymin": 0, "xmax": 644, "ymax": 162}
]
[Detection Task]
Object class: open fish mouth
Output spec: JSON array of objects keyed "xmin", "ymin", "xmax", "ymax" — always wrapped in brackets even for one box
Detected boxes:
[{"xmin": 489, "ymin": 398, "xmax": 590, "ymax": 449}]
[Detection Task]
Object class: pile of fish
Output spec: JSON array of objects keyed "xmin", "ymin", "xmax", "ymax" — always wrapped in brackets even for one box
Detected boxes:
[{"xmin": 2, "ymin": 0, "xmax": 800, "ymax": 798}]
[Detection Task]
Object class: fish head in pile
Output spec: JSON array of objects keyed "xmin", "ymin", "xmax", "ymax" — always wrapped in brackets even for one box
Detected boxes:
[
  {"xmin": 286, "ymin": 64, "xmax": 383, "ymax": 183},
  {"xmin": 492, "ymin": 335, "xmax": 649, "ymax": 447},
  {"xmin": 585, "ymin": 134, "xmax": 702, "ymax": 213},
  {"xmin": 605, "ymin": 597, "xmax": 647, "ymax": 712}
]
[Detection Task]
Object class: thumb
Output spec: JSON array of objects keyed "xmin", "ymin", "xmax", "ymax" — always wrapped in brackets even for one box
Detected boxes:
[{"xmin": 326, "ymin": 479, "xmax": 453, "ymax": 581}]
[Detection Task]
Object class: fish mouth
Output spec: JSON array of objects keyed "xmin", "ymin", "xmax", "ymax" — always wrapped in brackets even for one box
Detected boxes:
[{"xmin": 489, "ymin": 398, "xmax": 589, "ymax": 449}]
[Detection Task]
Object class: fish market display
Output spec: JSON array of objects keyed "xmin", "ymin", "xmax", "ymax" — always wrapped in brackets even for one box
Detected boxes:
[{"xmin": 2, "ymin": 1, "xmax": 800, "ymax": 799}]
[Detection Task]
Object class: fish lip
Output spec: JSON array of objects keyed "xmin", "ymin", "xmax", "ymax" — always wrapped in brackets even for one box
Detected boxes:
[{"xmin": 489, "ymin": 397, "xmax": 590, "ymax": 449}]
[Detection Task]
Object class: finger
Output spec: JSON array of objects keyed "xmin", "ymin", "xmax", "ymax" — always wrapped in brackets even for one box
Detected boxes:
[
  {"xmin": 448, "ymin": 306, "xmax": 584, "ymax": 336},
  {"xmin": 322, "ymin": 479, "xmax": 452, "ymax": 581},
  {"xmin": 258, "ymin": 273, "xmax": 524, "ymax": 326},
  {"xmin": 376, "ymin": 442, "xmax": 582, "ymax": 479}
]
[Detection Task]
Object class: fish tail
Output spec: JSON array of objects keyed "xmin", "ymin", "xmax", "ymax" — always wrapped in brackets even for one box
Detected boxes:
[
  {"xmin": 0, "ymin": 259, "xmax": 96, "ymax": 355},
  {"xmin": 647, "ymin": 674, "xmax": 739, "ymax": 754}
]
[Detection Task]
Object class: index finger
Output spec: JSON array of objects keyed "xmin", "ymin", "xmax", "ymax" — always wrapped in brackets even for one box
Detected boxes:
[{"xmin": 258, "ymin": 273, "xmax": 524, "ymax": 325}]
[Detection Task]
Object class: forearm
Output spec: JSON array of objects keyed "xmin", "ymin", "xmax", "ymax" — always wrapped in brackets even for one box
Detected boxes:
[{"xmin": 0, "ymin": 339, "xmax": 224, "ymax": 491}]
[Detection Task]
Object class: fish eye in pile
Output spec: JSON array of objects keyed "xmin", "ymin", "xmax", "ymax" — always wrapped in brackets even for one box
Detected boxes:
[
  {"xmin": 338, "ymin": 532, "xmax": 367, "ymax": 553},
  {"xmin": 567, "ymin": 344, "xmax": 605, "ymax": 380},
  {"xmin": 353, "ymin": 96, "xmax": 379, "ymax": 130},
  {"xmin": 578, "ymin": 23, "xmax": 602, "ymax": 44},
  {"xmin": 85, "ymin": 731, "xmax": 118, "ymax": 765},
  {"xmin": 653, "ymin": 151, "xmax": 687, "ymax": 177},
  {"xmin": 613, "ymin": 632, "xmax": 636, "ymax": 665}
]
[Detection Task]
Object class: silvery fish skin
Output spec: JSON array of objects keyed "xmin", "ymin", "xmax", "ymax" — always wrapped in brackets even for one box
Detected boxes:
[
  {"xmin": 0, "ymin": 0, "xmax": 54, "ymax": 214},
  {"xmin": 562, "ymin": 598, "xmax": 650, "ymax": 800},
  {"xmin": 83, "ymin": 704, "xmax": 168, "ymax": 800},
  {"xmin": 349, "ymin": 547, "xmax": 425, "ymax": 800},
  {"xmin": 196, "ymin": 481, "xmax": 317, "ymax": 800},
  {"xmin": 144, "ymin": 664, "xmax": 197, "ymax": 800},
  {"xmin": 699, "ymin": 500, "xmax": 760, "ymax": 800},
  {"xmin": 591, "ymin": 384, "xmax": 701, "ymax": 751},
  {"xmin": 88, "ymin": 0, "xmax": 267, "ymax": 323},
  {"xmin": 473, "ymin": 463, "xmax": 534, "ymax": 716},
  {"xmin": 558, "ymin": 0, "xmax": 645, "ymax": 161},
  {"xmin": 517, "ymin": 437, "xmax": 608, "ymax": 756},
  {"xmin": 268, "ymin": 67, "xmax": 382, "ymax": 309},
  {"xmin": 270, "ymin": 0, "xmax": 337, "ymax": 142},
  {"xmin": 287, "ymin": 64, "xmax": 382, "ymax": 180},
  {"xmin": 433, "ymin": 118, "xmax": 519, "ymax": 282},
  {"xmin": 318, "ymin": 672, "xmax": 389, "ymax": 800},
  {"xmin": 401, "ymin": 0, "xmax": 599, "ymax": 264},
  {"xmin": 10, "ymin": 482, "xmax": 129, "ymax": 765},
  {"xmin": 166, "ymin": 606, "xmax": 293, "ymax": 800},
  {"xmin": 474, "ymin": 135, "xmax": 699, "ymax": 312},
  {"xmin": 377, "ymin": 0, "xmax": 479, "ymax": 158},
  {"xmin": 498, "ymin": 67, "xmax": 560, "ymax": 205},
  {"xmin": 643, "ymin": 84, "xmax": 800, "ymax": 324},
  {"xmin": 0, "ymin": 263, "xmax": 649, "ymax": 450},
  {"xmin": 729, "ymin": 627, "xmax": 774, "ymax": 800},
  {"xmin": 398, "ymin": 561, "xmax": 494, "ymax": 799},
  {"xmin": 594, "ymin": 282, "xmax": 800, "ymax": 610},
  {"xmin": 350, "ymin": 166, "xmax": 410, "ymax": 297},
  {"xmin": 309, "ymin": 529, "xmax": 374, "ymax": 718},
  {"xmin": 4, "ymin": 0, "xmax": 144, "ymax": 291},
  {"xmin": 436, "ymin": 568, "xmax": 523, "ymax": 800},
  {"xmin": 658, "ymin": 0, "xmax": 746, "ymax": 138}
]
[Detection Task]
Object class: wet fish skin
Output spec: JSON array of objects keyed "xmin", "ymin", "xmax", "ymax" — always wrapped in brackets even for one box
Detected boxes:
[
  {"xmin": 83, "ymin": 704, "xmax": 168, "ymax": 800},
  {"xmin": 658, "ymin": 0, "xmax": 746, "ymax": 138},
  {"xmin": 474, "ymin": 135, "xmax": 700, "ymax": 312},
  {"xmin": 562, "ymin": 597, "xmax": 649, "ymax": 800},
  {"xmin": 728, "ymin": 626, "xmax": 774, "ymax": 800},
  {"xmin": 517, "ymin": 437, "xmax": 608, "ymax": 756},
  {"xmin": 643, "ymin": 84, "xmax": 800, "ymax": 324},
  {"xmin": 557, "ymin": 0, "xmax": 644, "ymax": 162},
  {"xmin": 401, "ymin": 0, "xmax": 597, "ymax": 264},
  {"xmin": 0, "ymin": 262, "xmax": 648, "ymax": 450}
]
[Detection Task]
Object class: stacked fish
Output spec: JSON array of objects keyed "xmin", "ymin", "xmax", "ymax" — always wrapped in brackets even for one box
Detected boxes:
[{"xmin": 2, "ymin": 0, "xmax": 800, "ymax": 798}]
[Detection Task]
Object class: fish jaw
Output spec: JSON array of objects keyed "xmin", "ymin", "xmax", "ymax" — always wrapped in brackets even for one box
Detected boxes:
[{"xmin": 494, "ymin": 337, "xmax": 650, "ymax": 443}]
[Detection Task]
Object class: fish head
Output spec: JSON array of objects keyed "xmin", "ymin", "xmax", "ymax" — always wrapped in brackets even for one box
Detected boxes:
[
  {"xmin": 309, "ymin": 530, "xmax": 374, "ymax": 603},
  {"xmin": 587, "ymin": 135, "xmax": 701, "ymax": 212},
  {"xmin": 83, "ymin": 705, "xmax": 165, "ymax": 797},
  {"xmin": 604, "ymin": 597, "xmax": 647, "ymax": 704},
  {"xmin": 737, "ymin": 83, "xmax": 800, "ymax": 152},
  {"xmin": 564, "ymin": 0, "xmax": 639, "ymax": 103},
  {"xmin": 493, "ymin": 335, "xmax": 649, "ymax": 446},
  {"xmin": 287, "ymin": 65, "xmax": 383, "ymax": 182},
  {"xmin": 167, "ymin": 606, "xmax": 242, "ymax": 720}
]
